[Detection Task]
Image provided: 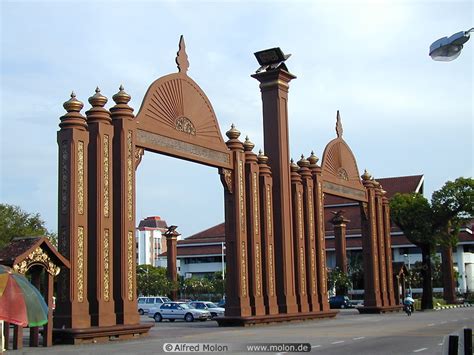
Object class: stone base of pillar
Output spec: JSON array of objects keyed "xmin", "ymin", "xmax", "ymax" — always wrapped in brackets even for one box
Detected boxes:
[
  {"xmin": 216, "ymin": 310, "xmax": 338, "ymax": 326},
  {"xmin": 357, "ymin": 305, "xmax": 402, "ymax": 314},
  {"xmin": 53, "ymin": 323, "xmax": 153, "ymax": 344}
]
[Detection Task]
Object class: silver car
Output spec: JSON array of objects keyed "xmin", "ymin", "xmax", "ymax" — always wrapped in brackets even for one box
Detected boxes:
[
  {"xmin": 148, "ymin": 302, "xmax": 211, "ymax": 322},
  {"xmin": 189, "ymin": 301, "xmax": 225, "ymax": 318}
]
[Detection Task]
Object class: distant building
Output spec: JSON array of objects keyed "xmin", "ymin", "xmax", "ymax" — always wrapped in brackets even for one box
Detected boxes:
[
  {"xmin": 136, "ymin": 216, "xmax": 179, "ymax": 268},
  {"xmin": 159, "ymin": 175, "xmax": 474, "ymax": 293}
]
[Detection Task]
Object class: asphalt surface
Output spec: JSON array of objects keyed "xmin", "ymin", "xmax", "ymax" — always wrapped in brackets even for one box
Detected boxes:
[{"xmin": 5, "ymin": 307, "xmax": 473, "ymax": 354}]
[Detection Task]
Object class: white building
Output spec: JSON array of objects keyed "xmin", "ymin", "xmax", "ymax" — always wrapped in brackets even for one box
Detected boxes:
[{"xmin": 136, "ymin": 216, "xmax": 174, "ymax": 268}]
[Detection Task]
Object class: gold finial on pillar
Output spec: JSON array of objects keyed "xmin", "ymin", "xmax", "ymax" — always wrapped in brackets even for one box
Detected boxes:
[
  {"xmin": 290, "ymin": 158, "xmax": 299, "ymax": 172},
  {"xmin": 63, "ymin": 91, "xmax": 84, "ymax": 112},
  {"xmin": 307, "ymin": 151, "xmax": 319, "ymax": 167},
  {"xmin": 88, "ymin": 87, "xmax": 108, "ymax": 107},
  {"xmin": 361, "ymin": 169, "xmax": 372, "ymax": 181},
  {"xmin": 112, "ymin": 85, "xmax": 131, "ymax": 105},
  {"xmin": 297, "ymin": 154, "xmax": 310, "ymax": 168},
  {"xmin": 243, "ymin": 136, "xmax": 255, "ymax": 151},
  {"xmin": 257, "ymin": 149, "xmax": 269, "ymax": 164},
  {"xmin": 226, "ymin": 124, "xmax": 241, "ymax": 140},
  {"xmin": 176, "ymin": 35, "xmax": 189, "ymax": 74}
]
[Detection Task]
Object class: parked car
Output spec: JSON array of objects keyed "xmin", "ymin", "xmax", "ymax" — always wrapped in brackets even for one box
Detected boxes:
[
  {"xmin": 329, "ymin": 295, "xmax": 353, "ymax": 309},
  {"xmin": 188, "ymin": 301, "xmax": 225, "ymax": 318},
  {"xmin": 148, "ymin": 302, "xmax": 211, "ymax": 322},
  {"xmin": 217, "ymin": 298, "xmax": 225, "ymax": 308},
  {"xmin": 137, "ymin": 296, "xmax": 171, "ymax": 315}
]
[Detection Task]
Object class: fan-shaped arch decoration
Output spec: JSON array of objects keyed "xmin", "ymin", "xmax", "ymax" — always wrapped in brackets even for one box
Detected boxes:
[
  {"xmin": 134, "ymin": 37, "xmax": 231, "ymax": 169},
  {"xmin": 320, "ymin": 114, "xmax": 367, "ymax": 201}
]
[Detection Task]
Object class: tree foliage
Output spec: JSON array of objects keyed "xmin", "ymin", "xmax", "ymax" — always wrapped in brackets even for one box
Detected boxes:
[
  {"xmin": 136, "ymin": 264, "xmax": 177, "ymax": 297},
  {"xmin": 0, "ymin": 204, "xmax": 55, "ymax": 248},
  {"xmin": 327, "ymin": 267, "xmax": 352, "ymax": 296}
]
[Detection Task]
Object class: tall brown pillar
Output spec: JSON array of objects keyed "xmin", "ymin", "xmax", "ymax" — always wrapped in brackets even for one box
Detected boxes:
[
  {"xmin": 290, "ymin": 159, "xmax": 309, "ymax": 313},
  {"xmin": 298, "ymin": 155, "xmax": 320, "ymax": 312},
  {"xmin": 257, "ymin": 151, "xmax": 279, "ymax": 315},
  {"xmin": 382, "ymin": 191, "xmax": 396, "ymax": 306},
  {"xmin": 252, "ymin": 68, "xmax": 298, "ymax": 314},
  {"xmin": 55, "ymin": 93, "xmax": 91, "ymax": 329},
  {"xmin": 309, "ymin": 153, "xmax": 330, "ymax": 312},
  {"xmin": 85, "ymin": 88, "xmax": 116, "ymax": 327},
  {"xmin": 165, "ymin": 227, "xmax": 179, "ymax": 301},
  {"xmin": 360, "ymin": 170, "xmax": 382, "ymax": 309},
  {"xmin": 243, "ymin": 138, "xmax": 265, "ymax": 316},
  {"xmin": 221, "ymin": 125, "xmax": 251, "ymax": 317},
  {"xmin": 374, "ymin": 182, "xmax": 389, "ymax": 307},
  {"xmin": 110, "ymin": 86, "xmax": 139, "ymax": 325},
  {"xmin": 331, "ymin": 211, "xmax": 350, "ymax": 274}
]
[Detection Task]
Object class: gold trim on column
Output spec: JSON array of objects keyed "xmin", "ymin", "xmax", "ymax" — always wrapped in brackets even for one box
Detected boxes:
[
  {"xmin": 13, "ymin": 247, "xmax": 60, "ymax": 276},
  {"xmin": 103, "ymin": 134, "xmax": 110, "ymax": 218},
  {"xmin": 77, "ymin": 226, "xmax": 85, "ymax": 302},
  {"xmin": 298, "ymin": 192, "xmax": 303, "ymax": 239},
  {"xmin": 300, "ymin": 247, "xmax": 306, "ymax": 295},
  {"xmin": 127, "ymin": 231, "xmax": 134, "ymax": 301},
  {"xmin": 255, "ymin": 242, "xmax": 262, "ymax": 297},
  {"xmin": 127, "ymin": 131, "xmax": 133, "ymax": 221},
  {"xmin": 252, "ymin": 172, "xmax": 259, "ymax": 233},
  {"xmin": 266, "ymin": 185, "xmax": 272, "ymax": 236},
  {"xmin": 61, "ymin": 142, "xmax": 68, "ymax": 214},
  {"xmin": 309, "ymin": 189, "xmax": 314, "ymax": 241},
  {"xmin": 269, "ymin": 244, "xmax": 275, "ymax": 297},
  {"xmin": 238, "ymin": 160, "xmax": 245, "ymax": 232},
  {"xmin": 311, "ymin": 248, "xmax": 316, "ymax": 294},
  {"xmin": 241, "ymin": 241, "xmax": 247, "ymax": 297},
  {"xmin": 77, "ymin": 141, "xmax": 84, "ymax": 215},
  {"xmin": 104, "ymin": 228, "xmax": 110, "ymax": 301}
]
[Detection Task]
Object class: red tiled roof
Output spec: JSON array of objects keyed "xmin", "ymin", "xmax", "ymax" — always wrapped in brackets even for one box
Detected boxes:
[
  {"xmin": 138, "ymin": 216, "xmax": 168, "ymax": 230},
  {"xmin": 377, "ymin": 175, "xmax": 424, "ymax": 198},
  {"xmin": 186, "ymin": 223, "xmax": 225, "ymax": 240}
]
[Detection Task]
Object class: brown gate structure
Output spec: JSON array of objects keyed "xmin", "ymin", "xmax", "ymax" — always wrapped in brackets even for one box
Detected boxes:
[{"xmin": 54, "ymin": 36, "xmax": 399, "ymax": 342}]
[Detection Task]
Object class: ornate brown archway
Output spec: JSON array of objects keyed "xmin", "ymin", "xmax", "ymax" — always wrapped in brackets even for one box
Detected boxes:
[{"xmin": 320, "ymin": 112, "xmax": 399, "ymax": 313}]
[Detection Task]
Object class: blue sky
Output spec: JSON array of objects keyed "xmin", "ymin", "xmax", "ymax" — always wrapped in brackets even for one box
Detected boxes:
[{"xmin": 1, "ymin": 0, "xmax": 472, "ymax": 238}]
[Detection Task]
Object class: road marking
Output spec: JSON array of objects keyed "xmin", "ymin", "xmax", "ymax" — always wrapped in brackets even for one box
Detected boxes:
[
  {"xmin": 438, "ymin": 343, "xmax": 443, "ymax": 346},
  {"xmin": 353, "ymin": 337, "xmax": 365, "ymax": 340},
  {"xmin": 413, "ymin": 348, "xmax": 427, "ymax": 352},
  {"xmin": 312, "ymin": 345, "xmax": 321, "ymax": 348},
  {"xmin": 440, "ymin": 321, "xmax": 447, "ymax": 324},
  {"xmin": 331, "ymin": 341, "xmax": 345, "ymax": 344},
  {"xmin": 427, "ymin": 323, "xmax": 435, "ymax": 326}
]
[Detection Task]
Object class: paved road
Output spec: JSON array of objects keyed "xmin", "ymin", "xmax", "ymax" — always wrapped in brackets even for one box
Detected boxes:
[{"xmin": 7, "ymin": 307, "xmax": 473, "ymax": 354}]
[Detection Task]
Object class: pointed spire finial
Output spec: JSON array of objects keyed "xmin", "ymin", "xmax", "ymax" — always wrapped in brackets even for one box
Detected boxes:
[
  {"xmin": 336, "ymin": 110, "xmax": 343, "ymax": 138},
  {"xmin": 176, "ymin": 35, "xmax": 189, "ymax": 74}
]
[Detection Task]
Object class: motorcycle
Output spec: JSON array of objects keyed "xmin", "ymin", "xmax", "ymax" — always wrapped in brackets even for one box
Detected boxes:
[{"xmin": 404, "ymin": 303, "xmax": 413, "ymax": 316}]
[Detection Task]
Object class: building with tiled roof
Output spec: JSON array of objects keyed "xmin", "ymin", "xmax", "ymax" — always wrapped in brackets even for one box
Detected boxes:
[{"xmin": 160, "ymin": 175, "xmax": 474, "ymax": 293}]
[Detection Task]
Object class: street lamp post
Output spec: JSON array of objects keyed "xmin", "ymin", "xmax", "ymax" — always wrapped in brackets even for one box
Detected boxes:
[
  {"xmin": 404, "ymin": 253, "xmax": 412, "ymax": 295},
  {"xmin": 221, "ymin": 241, "xmax": 226, "ymax": 280},
  {"xmin": 429, "ymin": 28, "xmax": 474, "ymax": 61}
]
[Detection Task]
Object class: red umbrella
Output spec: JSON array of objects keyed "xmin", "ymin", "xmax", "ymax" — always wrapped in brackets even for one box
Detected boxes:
[{"xmin": 0, "ymin": 265, "xmax": 48, "ymax": 327}]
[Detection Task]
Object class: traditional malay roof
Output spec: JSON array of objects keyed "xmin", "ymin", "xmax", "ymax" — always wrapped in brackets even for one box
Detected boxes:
[{"xmin": 137, "ymin": 216, "xmax": 169, "ymax": 230}]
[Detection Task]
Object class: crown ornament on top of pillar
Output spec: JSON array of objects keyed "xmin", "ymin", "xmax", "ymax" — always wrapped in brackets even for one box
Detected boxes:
[
  {"xmin": 226, "ymin": 124, "xmax": 241, "ymax": 140},
  {"xmin": 290, "ymin": 158, "xmax": 299, "ymax": 172},
  {"xmin": 88, "ymin": 87, "xmax": 108, "ymax": 107},
  {"xmin": 112, "ymin": 85, "xmax": 131, "ymax": 105},
  {"xmin": 243, "ymin": 136, "xmax": 255, "ymax": 152},
  {"xmin": 297, "ymin": 154, "xmax": 310, "ymax": 168},
  {"xmin": 361, "ymin": 169, "xmax": 372, "ymax": 181},
  {"xmin": 63, "ymin": 91, "xmax": 84, "ymax": 112},
  {"xmin": 257, "ymin": 149, "xmax": 269, "ymax": 165},
  {"xmin": 307, "ymin": 151, "xmax": 319, "ymax": 167}
]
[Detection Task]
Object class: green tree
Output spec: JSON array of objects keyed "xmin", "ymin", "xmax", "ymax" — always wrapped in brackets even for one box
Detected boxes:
[
  {"xmin": 390, "ymin": 193, "xmax": 436, "ymax": 309},
  {"xmin": 136, "ymin": 264, "xmax": 176, "ymax": 297},
  {"xmin": 0, "ymin": 204, "xmax": 56, "ymax": 248},
  {"xmin": 431, "ymin": 177, "xmax": 474, "ymax": 303},
  {"xmin": 328, "ymin": 267, "xmax": 353, "ymax": 296}
]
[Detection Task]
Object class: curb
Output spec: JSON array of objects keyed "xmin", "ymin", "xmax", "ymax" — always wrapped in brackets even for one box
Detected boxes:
[{"xmin": 434, "ymin": 303, "xmax": 473, "ymax": 310}]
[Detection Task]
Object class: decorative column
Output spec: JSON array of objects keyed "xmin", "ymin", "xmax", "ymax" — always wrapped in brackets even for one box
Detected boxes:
[
  {"xmin": 382, "ymin": 190, "xmax": 396, "ymax": 306},
  {"xmin": 243, "ymin": 137, "xmax": 265, "ymax": 316},
  {"xmin": 291, "ymin": 159, "xmax": 309, "ymax": 313},
  {"xmin": 257, "ymin": 151, "xmax": 278, "ymax": 315},
  {"xmin": 55, "ymin": 93, "xmax": 91, "ymax": 329},
  {"xmin": 85, "ymin": 88, "xmax": 115, "ymax": 327},
  {"xmin": 331, "ymin": 211, "xmax": 350, "ymax": 275},
  {"xmin": 110, "ymin": 86, "xmax": 139, "ymax": 325},
  {"xmin": 220, "ymin": 125, "xmax": 251, "ymax": 317},
  {"xmin": 374, "ymin": 181, "xmax": 389, "ymax": 307},
  {"xmin": 360, "ymin": 170, "xmax": 382, "ymax": 309},
  {"xmin": 309, "ymin": 152, "xmax": 330, "ymax": 312},
  {"xmin": 298, "ymin": 155, "xmax": 320, "ymax": 313},
  {"xmin": 252, "ymin": 67, "xmax": 298, "ymax": 314},
  {"xmin": 165, "ymin": 226, "xmax": 180, "ymax": 301}
]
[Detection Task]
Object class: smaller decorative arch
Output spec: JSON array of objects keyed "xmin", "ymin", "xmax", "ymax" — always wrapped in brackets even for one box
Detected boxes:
[{"xmin": 321, "ymin": 111, "xmax": 367, "ymax": 202}]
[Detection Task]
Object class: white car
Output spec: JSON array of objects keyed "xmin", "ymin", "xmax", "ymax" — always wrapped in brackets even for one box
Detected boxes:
[
  {"xmin": 189, "ymin": 301, "xmax": 225, "ymax": 318},
  {"xmin": 148, "ymin": 302, "xmax": 211, "ymax": 322},
  {"xmin": 137, "ymin": 296, "xmax": 171, "ymax": 315}
]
